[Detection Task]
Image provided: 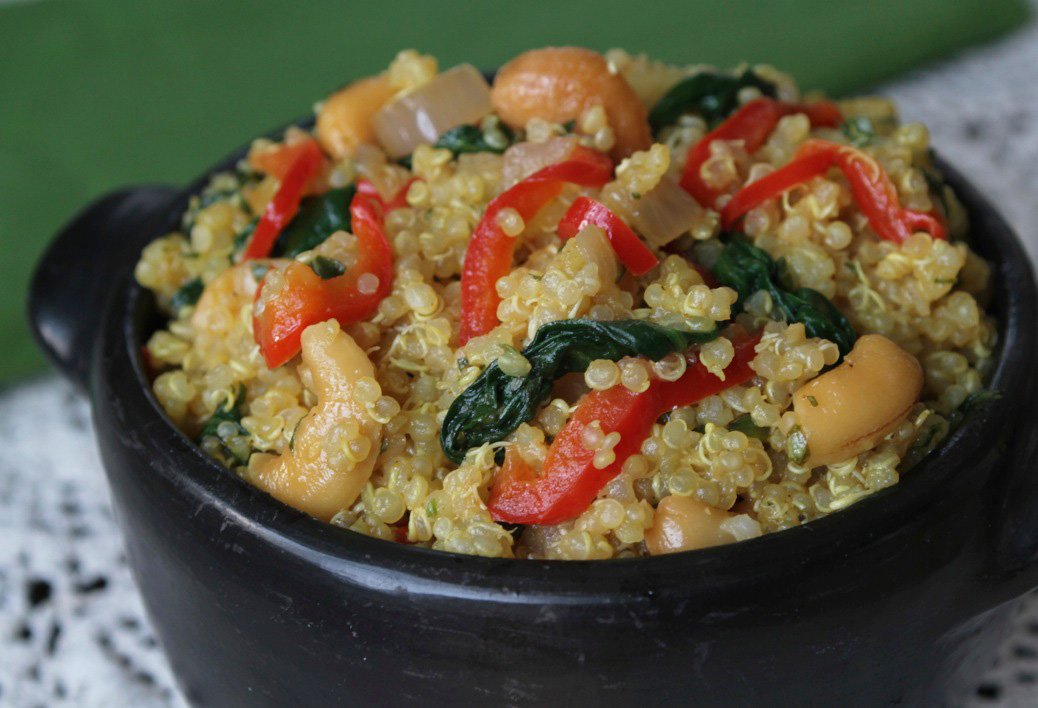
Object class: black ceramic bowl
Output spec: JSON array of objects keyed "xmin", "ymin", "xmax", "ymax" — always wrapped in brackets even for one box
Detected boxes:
[{"xmin": 27, "ymin": 118, "xmax": 1038, "ymax": 706}]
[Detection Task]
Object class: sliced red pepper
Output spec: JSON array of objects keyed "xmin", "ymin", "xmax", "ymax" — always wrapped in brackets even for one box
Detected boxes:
[
  {"xmin": 794, "ymin": 101, "xmax": 843, "ymax": 129},
  {"xmin": 459, "ymin": 147, "xmax": 614, "ymax": 344},
  {"xmin": 679, "ymin": 98, "xmax": 842, "ymax": 209},
  {"xmin": 242, "ymin": 139, "xmax": 326, "ymax": 260},
  {"xmin": 253, "ymin": 181, "xmax": 393, "ymax": 368},
  {"xmin": 488, "ymin": 331, "xmax": 762, "ymax": 525},
  {"xmin": 557, "ymin": 197, "xmax": 659, "ymax": 276},
  {"xmin": 249, "ymin": 139, "xmax": 327, "ymax": 196},
  {"xmin": 721, "ymin": 139, "xmax": 946, "ymax": 242}
]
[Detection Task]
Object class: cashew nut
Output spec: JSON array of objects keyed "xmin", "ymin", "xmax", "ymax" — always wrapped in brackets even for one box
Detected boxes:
[
  {"xmin": 644, "ymin": 495, "xmax": 735, "ymax": 555},
  {"xmin": 490, "ymin": 47, "xmax": 652, "ymax": 160},
  {"xmin": 316, "ymin": 74, "xmax": 396, "ymax": 159},
  {"xmin": 245, "ymin": 320, "xmax": 383, "ymax": 520},
  {"xmin": 793, "ymin": 334, "xmax": 923, "ymax": 467}
]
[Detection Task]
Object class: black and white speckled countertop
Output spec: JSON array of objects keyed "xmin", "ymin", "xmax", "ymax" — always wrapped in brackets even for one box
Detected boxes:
[{"xmin": 3, "ymin": 16, "xmax": 1038, "ymax": 707}]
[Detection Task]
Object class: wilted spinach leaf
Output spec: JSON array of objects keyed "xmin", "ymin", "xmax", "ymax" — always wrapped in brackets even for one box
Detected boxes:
[
  {"xmin": 841, "ymin": 116, "xmax": 876, "ymax": 147},
  {"xmin": 399, "ymin": 122, "xmax": 516, "ymax": 169},
  {"xmin": 310, "ymin": 255, "xmax": 346, "ymax": 279},
  {"xmin": 729, "ymin": 413, "xmax": 769, "ymax": 440},
  {"xmin": 435, "ymin": 123, "xmax": 514, "ymax": 155},
  {"xmin": 233, "ymin": 217, "xmax": 259, "ymax": 252},
  {"xmin": 440, "ymin": 319, "xmax": 719, "ymax": 463},
  {"xmin": 198, "ymin": 384, "xmax": 249, "ymax": 465},
  {"xmin": 273, "ymin": 186, "xmax": 355, "ymax": 258},
  {"xmin": 649, "ymin": 69, "xmax": 777, "ymax": 135},
  {"xmin": 713, "ymin": 235, "xmax": 857, "ymax": 356},
  {"xmin": 170, "ymin": 277, "xmax": 204, "ymax": 313}
]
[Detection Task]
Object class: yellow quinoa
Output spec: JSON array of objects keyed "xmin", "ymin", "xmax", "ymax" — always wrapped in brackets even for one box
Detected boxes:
[{"xmin": 135, "ymin": 48, "xmax": 997, "ymax": 560}]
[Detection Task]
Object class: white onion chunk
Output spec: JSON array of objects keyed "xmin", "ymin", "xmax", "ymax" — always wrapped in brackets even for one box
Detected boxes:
[{"xmin": 373, "ymin": 64, "xmax": 492, "ymax": 158}]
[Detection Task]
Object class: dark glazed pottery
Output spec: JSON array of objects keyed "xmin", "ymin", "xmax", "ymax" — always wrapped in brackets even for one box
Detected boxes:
[{"xmin": 28, "ymin": 125, "xmax": 1038, "ymax": 706}]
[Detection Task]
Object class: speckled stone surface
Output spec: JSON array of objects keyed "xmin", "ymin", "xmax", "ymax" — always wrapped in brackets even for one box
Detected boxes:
[{"xmin": 3, "ymin": 18, "xmax": 1038, "ymax": 708}]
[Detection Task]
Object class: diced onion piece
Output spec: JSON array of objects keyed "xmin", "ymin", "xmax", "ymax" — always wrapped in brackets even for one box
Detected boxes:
[
  {"xmin": 372, "ymin": 64, "xmax": 492, "ymax": 158},
  {"xmin": 571, "ymin": 225, "xmax": 618, "ymax": 285},
  {"xmin": 718, "ymin": 514, "xmax": 762, "ymax": 542},
  {"xmin": 501, "ymin": 136, "xmax": 580, "ymax": 187},
  {"xmin": 630, "ymin": 174, "xmax": 703, "ymax": 247}
]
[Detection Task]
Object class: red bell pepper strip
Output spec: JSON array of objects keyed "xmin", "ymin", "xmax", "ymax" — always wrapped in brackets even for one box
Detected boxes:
[
  {"xmin": 488, "ymin": 331, "xmax": 763, "ymax": 525},
  {"xmin": 557, "ymin": 197, "xmax": 659, "ymax": 276},
  {"xmin": 249, "ymin": 139, "xmax": 327, "ymax": 196},
  {"xmin": 459, "ymin": 147, "xmax": 614, "ymax": 344},
  {"xmin": 721, "ymin": 139, "xmax": 946, "ymax": 242},
  {"xmin": 679, "ymin": 98, "xmax": 842, "ymax": 209},
  {"xmin": 253, "ymin": 181, "xmax": 394, "ymax": 368},
  {"xmin": 242, "ymin": 139, "xmax": 326, "ymax": 260}
]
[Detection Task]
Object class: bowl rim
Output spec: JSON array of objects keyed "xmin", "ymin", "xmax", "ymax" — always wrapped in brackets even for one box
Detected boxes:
[{"xmin": 102, "ymin": 118, "xmax": 1037, "ymax": 599}]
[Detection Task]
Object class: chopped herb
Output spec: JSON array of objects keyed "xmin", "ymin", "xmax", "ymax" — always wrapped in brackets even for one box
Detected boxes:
[
  {"xmin": 426, "ymin": 498, "xmax": 438, "ymax": 516},
  {"xmin": 841, "ymin": 116, "xmax": 876, "ymax": 148},
  {"xmin": 807, "ymin": 395, "xmax": 819, "ymax": 407},
  {"xmin": 434, "ymin": 123, "xmax": 516, "ymax": 157},
  {"xmin": 310, "ymin": 255, "xmax": 346, "ymax": 279},
  {"xmin": 561, "ymin": 119, "xmax": 577, "ymax": 133},
  {"xmin": 457, "ymin": 357, "xmax": 469, "ymax": 371},
  {"xmin": 729, "ymin": 414, "xmax": 769, "ymax": 440},
  {"xmin": 714, "ymin": 235, "xmax": 857, "ymax": 356},
  {"xmin": 786, "ymin": 425, "xmax": 809, "ymax": 464},
  {"xmin": 960, "ymin": 388, "xmax": 1002, "ymax": 414},
  {"xmin": 273, "ymin": 186, "xmax": 355, "ymax": 258},
  {"xmin": 197, "ymin": 384, "xmax": 249, "ymax": 465},
  {"xmin": 649, "ymin": 69, "xmax": 777, "ymax": 134},
  {"xmin": 170, "ymin": 278, "xmax": 204, "ymax": 312},
  {"xmin": 440, "ymin": 319, "xmax": 720, "ymax": 464},
  {"xmin": 631, "ymin": 192, "xmax": 642, "ymax": 200}
]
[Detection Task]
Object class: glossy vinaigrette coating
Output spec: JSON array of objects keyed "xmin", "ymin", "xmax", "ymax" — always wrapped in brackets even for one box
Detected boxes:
[{"xmin": 133, "ymin": 47, "xmax": 997, "ymax": 559}]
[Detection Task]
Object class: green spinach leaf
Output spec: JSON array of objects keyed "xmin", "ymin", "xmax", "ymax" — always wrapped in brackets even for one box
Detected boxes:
[
  {"xmin": 233, "ymin": 217, "xmax": 258, "ymax": 252},
  {"xmin": 713, "ymin": 235, "xmax": 857, "ymax": 355},
  {"xmin": 435, "ymin": 123, "xmax": 514, "ymax": 155},
  {"xmin": 170, "ymin": 277, "xmax": 204, "ymax": 313},
  {"xmin": 273, "ymin": 186, "xmax": 355, "ymax": 258},
  {"xmin": 649, "ymin": 69, "xmax": 777, "ymax": 135},
  {"xmin": 198, "ymin": 383, "xmax": 250, "ymax": 465},
  {"xmin": 310, "ymin": 255, "xmax": 346, "ymax": 279},
  {"xmin": 729, "ymin": 413, "xmax": 769, "ymax": 440},
  {"xmin": 841, "ymin": 116, "xmax": 876, "ymax": 147},
  {"xmin": 440, "ymin": 319, "xmax": 718, "ymax": 463},
  {"xmin": 399, "ymin": 122, "xmax": 516, "ymax": 169}
]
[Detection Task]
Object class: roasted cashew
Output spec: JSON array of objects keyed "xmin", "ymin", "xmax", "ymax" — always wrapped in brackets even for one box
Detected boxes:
[{"xmin": 245, "ymin": 320, "xmax": 383, "ymax": 520}]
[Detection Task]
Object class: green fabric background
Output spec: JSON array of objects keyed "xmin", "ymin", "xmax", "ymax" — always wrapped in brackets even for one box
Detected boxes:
[{"xmin": 1, "ymin": 0, "xmax": 1028, "ymax": 382}]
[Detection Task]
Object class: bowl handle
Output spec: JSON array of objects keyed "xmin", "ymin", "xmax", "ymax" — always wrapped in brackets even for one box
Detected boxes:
[{"xmin": 27, "ymin": 185, "xmax": 179, "ymax": 393}]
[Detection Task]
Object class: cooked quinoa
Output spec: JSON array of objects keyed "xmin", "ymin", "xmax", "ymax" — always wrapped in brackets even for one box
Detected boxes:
[{"xmin": 135, "ymin": 48, "xmax": 997, "ymax": 560}]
